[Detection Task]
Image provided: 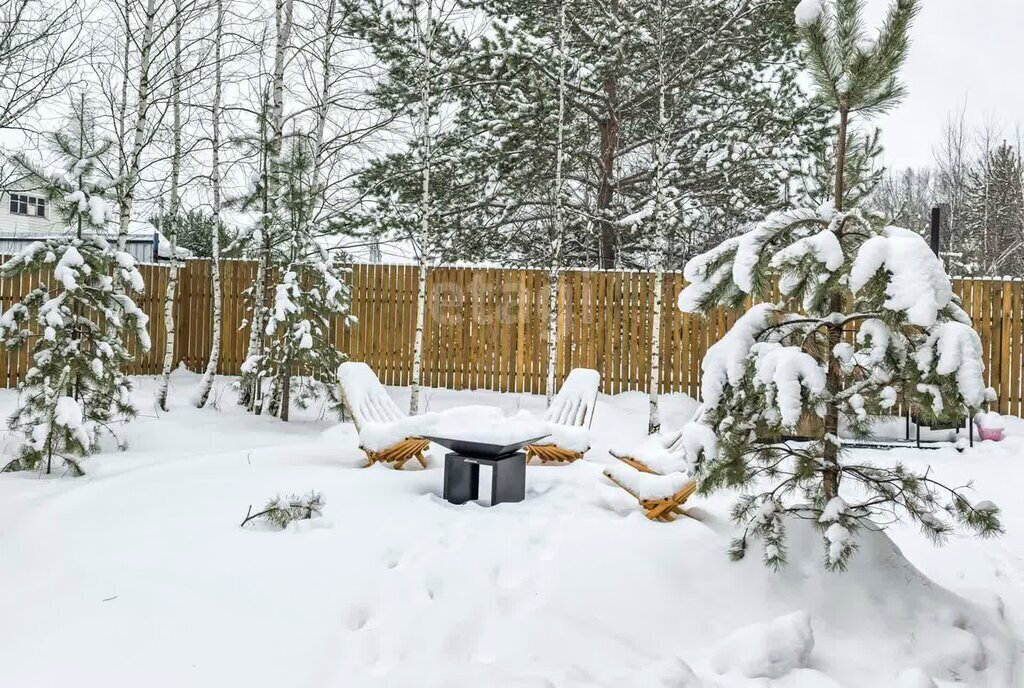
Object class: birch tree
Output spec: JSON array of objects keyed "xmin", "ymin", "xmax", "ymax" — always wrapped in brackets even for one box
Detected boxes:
[
  {"xmin": 0, "ymin": 0, "xmax": 84, "ymax": 135},
  {"xmin": 407, "ymin": 0, "xmax": 435, "ymax": 416},
  {"xmin": 194, "ymin": 0, "xmax": 226, "ymax": 408},
  {"xmin": 239, "ymin": 0, "xmax": 294, "ymax": 414},
  {"xmin": 356, "ymin": 0, "xmax": 470, "ymax": 415},
  {"xmin": 543, "ymin": 0, "xmax": 568, "ymax": 406},
  {"xmin": 156, "ymin": 0, "xmax": 184, "ymax": 411},
  {"xmin": 646, "ymin": 0, "xmax": 670, "ymax": 434},
  {"xmin": 115, "ymin": 0, "xmax": 160, "ymax": 252}
]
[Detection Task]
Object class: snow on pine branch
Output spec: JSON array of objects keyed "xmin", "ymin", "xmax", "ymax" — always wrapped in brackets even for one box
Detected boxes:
[
  {"xmin": 915, "ymin": 322, "xmax": 996, "ymax": 411},
  {"xmin": 849, "ymin": 226, "xmax": 954, "ymax": 327},
  {"xmin": 749, "ymin": 343, "xmax": 827, "ymax": 427},
  {"xmin": 679, "ymin": 207, "xmax": 828, "ymax": 313}
]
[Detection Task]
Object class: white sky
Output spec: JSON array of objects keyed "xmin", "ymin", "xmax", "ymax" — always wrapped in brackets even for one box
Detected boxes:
[{"xmin": 864, "ymin": 0, "xmax": 1024, "ymax": 169}]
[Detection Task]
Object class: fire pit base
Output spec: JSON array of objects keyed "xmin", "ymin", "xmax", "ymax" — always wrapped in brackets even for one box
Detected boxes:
[{"xmin": 443, "ymin": 452, "xmax": 526, "ymax": 506}]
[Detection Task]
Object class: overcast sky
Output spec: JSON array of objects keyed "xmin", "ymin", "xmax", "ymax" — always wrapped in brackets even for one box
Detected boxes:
[{"xmin": 862, "ymin": 0, "xmax": 1024, "ymax": 169}]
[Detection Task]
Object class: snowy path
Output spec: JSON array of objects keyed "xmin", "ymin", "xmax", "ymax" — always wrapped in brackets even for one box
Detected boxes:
[{"xmin": 0, "ymin": 372, "xmax": 1020, "ymax": 687}]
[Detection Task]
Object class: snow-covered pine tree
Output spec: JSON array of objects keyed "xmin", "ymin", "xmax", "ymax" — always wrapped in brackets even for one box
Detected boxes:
[
  {"xmin": 0, "ymin": 100, "xmax": 151, "ymax": 476},
  {"xmin": 262, "ymin": 138, "xmax": 353, "ymax": 421},
  {"xmin": 962, "ymin": 141, "xmax": 1024, "ymax": 276},
  {"xmin": 450, "ymin": 0, "xmax": 825, "ymax": 270},
  {"xmin": 678, "ymin": 0, "xmax": 1001, "ymax": 571}
]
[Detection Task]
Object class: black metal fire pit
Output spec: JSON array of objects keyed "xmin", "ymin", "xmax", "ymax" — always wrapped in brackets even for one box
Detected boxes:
[{"xmin": 426, "ymin": 434, "xmax": 548, "ymax": 506}]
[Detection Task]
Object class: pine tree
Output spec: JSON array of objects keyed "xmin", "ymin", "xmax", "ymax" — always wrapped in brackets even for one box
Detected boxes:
[
  {"xmin": 262, "ymin": 138, "xmax": 354, "ymax": 421},
  {"xmin": 678, "ymin": 0, "xmax": 1001, "ymax": 571},
  {"xmin": 962, "ymin": 142, "xmax": 1024, "ymax": 276},
  {"xmin": 411, "ymin": 0, "xmax": 827, "ymax": 270},
  {"xmin": 0, "ymin": 100, "xmax": 151, "ymax": 476}
]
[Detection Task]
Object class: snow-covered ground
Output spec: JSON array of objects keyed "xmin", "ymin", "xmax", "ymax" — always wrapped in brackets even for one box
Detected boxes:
[{"xmin": 0, "ymin": 371, "xmax": 1021, "ymax": 687}]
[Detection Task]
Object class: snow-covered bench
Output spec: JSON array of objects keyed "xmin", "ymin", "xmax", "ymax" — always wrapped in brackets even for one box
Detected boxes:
[
  {"xmin": 604, "ymin": 429, "xmax": 697, "ymax": 521},
  {"xmin": 337, "ymin": 362, "xmax": 429, "ymax": 469},
  {"xmin": 525, "ymin": 368, "xmax": 600, "ymax": 465},
  {"xmin": 610, "ymin": 428, "xmax": 688, "ymax": 474}
]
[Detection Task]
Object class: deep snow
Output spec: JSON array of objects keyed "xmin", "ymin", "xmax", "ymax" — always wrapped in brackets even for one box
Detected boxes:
[{"xmin": 0, "ymin": 371, "xmax": 1020, "ymax": 687}]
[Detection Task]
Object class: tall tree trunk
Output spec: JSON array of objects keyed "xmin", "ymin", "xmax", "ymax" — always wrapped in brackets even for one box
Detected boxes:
[
  {"xmin": 595, "ymin": 81, "xmax": 618, "ymax": 269},
  {"xmin": 410, "ymin": 257, "xmax": 428, "ymax": 414},
  {"xmin": 647, "ymin": 0, "xmax": 669, "ymax": 435},
  {"xmin": 118, "ymin": 0, "xmax": 159, "ymax": 252},
  {"xmin": 274, "ymin": 0, "xmax": 336, "ymax": 422},
  {"xmin": 115, "ymin": 0, "xmax": 131, "ymax": 217},
  {"xmin": 409, "ymin": 0, "xmax": 433, "ymax": 416},
  {"xmin": 157, "ymin": 0, "xmax": 183, "ymax": 412},
  {"xmin": 545, "ymin": 0, "xmax": 567, "ymax": 406},
  {"xmin": 822, "ymin": 108, "xmax": 849, "ymax": 501},
  {"xmin": 195, "ymin": 0, "xmax": 225, "ymax": 408},
  {"xmin": 279, "ymin": 348, "xmax": 292, "ymax": 421},
  {"xmin": 243, "ymin": 0, "xmax": 293, "ymax": 414},
  {"xmin": 594, "ymin": 0, "xmax": 619, "ymax": 269}
]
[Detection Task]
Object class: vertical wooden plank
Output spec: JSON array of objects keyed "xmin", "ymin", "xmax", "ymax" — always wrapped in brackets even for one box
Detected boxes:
[
  {"xmin": 1012, "ymin": 281, "xmax": 1022, "ymax": 417},
  {"xmin": 501, "ymin": 269, "xmax": 514, "ymax": 393},
  {"xmin": 999, "ymin": 280, "xmax": 1012, "ymax": 415}
]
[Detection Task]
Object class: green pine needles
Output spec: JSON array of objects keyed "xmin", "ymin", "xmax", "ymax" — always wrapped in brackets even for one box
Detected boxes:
[
  {"xmin": 678, "ymin": 0, "xmax": 1001, "ymax": 572},
  {"xmin": 241, "ymin": 492, "xmax": 325, "ymax": 529},
  {"xmin": 237, "ymin": 135, "xmax": 354, "ymax": 420},
  {"xmin": 0, "ymin": 101, "xmax": 151, "ymax": 476}
]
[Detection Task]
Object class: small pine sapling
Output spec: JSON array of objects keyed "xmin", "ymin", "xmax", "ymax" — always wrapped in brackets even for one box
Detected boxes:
[
  {"xmin": 261, "ymin": 140, "xmax": 353, "ymax": 420},
  {"xmin": 678, "ymin": 0, "xmax": 1001, "ymax": 571},
  {"xmin": 240, "ymin": 491, "xmax": 325, "ymax": 529},
  {"xmin": 0, "ymin": 101, "xmax": 151, "ymax": 476}
]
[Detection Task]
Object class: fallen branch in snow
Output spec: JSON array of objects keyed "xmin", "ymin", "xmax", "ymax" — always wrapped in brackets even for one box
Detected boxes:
[{"xmin": 240, "ymin": 492, "xmax": 325, "ymax": 529}]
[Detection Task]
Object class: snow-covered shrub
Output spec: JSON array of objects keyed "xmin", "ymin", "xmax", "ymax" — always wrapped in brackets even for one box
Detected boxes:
[
  {"xmin": 0, "ymin": 107, "xmax": 150, "ymax": 476},
  {"xmin": 241, "ymin": 492, "xmax": 325, "ymax": 529},
  {"xmin": 678, "ymin": 0, "xmax": 1000, "ymax": 571}
]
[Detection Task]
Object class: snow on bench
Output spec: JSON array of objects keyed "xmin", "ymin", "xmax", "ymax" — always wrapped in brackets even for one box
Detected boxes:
[
  {"xmin": 611, "ymin": 430, "xmax": 689, "ymax": 474},
  {"xmin": 603, "ymin": 464, "xmax": 694, "ymax": 501},
  {"xmin": 531, "ymin": 368, "xmax": 599, "ymax": 453}
]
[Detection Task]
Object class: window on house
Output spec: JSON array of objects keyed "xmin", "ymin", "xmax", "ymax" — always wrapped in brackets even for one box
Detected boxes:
[{"xmin": 8, "ymin": 193, "xmax": 47, "ymax": 218}]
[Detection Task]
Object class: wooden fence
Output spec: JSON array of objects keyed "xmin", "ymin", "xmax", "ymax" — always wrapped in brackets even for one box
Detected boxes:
[{"xmin": 2, "ymin": 259, "xmax": 1023, "ymax": 416}]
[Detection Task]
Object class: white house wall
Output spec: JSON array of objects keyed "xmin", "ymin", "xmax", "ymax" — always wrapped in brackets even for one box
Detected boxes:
[{"xmin": 0, "ymin": 190, "xmax": 65, "ymax": 236}]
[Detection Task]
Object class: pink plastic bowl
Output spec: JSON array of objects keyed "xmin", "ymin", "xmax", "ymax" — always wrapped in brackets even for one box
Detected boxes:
[{"xmin": 977, "ymin": 427, "xmax": 1004, "ymax": 442}]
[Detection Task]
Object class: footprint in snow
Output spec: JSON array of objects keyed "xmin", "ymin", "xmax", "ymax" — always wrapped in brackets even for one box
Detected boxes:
[
  {"xmin": 382, "ymin": 548, "xmax": 402, "ymax": 570},
  {"xmin": 347, "ymin": 606, "xmax": 371, "ymax": 631},
  {"xmin": 424, "ymin": 575, "xmax": 444, "ymax": 601}
]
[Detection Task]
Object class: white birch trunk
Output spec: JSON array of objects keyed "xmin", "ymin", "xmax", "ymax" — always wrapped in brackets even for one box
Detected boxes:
[
  {"xmin": 118, "ymin": 0, "xmax": 159, "ymax": 252},
  {"xmin": 410, "ymin": 257, "xmax": 428, "ymax": 415},
  {"xmin": 647, "ymin": 0, "xmax": 668, "ymax": 435},
  {"xmin": 544, "ymin": 0, "xmax": 567, "ymax": 406},
  {"xmin": 408, "ymin": 0, "xmax": 433, "ymax": 416},
  {"xmin": 157, "ymin": 0, "xmax": 183, "ymax": 412},
  {"xmin": 244, "ymin": 0, "xmax": 293, "ymax": 414},
  {"xmin": 195, "ymin": 0, "xmax": 225, "ymax": 408}
]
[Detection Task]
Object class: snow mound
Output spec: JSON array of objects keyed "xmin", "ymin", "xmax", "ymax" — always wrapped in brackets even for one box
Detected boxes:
[{"xmin": 711, "ymin": 610, "xmax": 814, "ymax": 678}]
